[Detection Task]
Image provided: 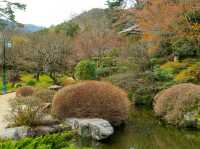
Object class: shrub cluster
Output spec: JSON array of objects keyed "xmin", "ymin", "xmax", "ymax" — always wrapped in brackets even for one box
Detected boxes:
[
  {"xmin": 7, "ymin": 96, "xmax": 44, "ymax": 127},
  {"xmin": 154, "ymin": 83, "xmax": 200, "ymax": 126},
  {"xmin": 52, "ymin": 81, "xmax": 130, "ymax": 126},
  {"xmin": 153, "ymin": 65, "xmax": 174, "ymax": 81},
  {"xmin": 74, "ymin": 60, "xmax": 97, "ymax": 80},
  {"xmin": 175, "ymin": 62, "xmax": 200, "ymax": 83},
  {"xmin": 63, "ymin": 77, "xmax": 77, "ymax": 86},
  {"xmin": 160, "ymin": 61, "xmax": 187, "ymax": 74},
  {"xmin": 16, "ymin": 86, "xmax": 34, "ymax": 97},
  {"xmin": 9, "ymin": 87, "xmax": 56, "ymax": 127},
  {"xmin": 33, "ymin": 88, "xmax": 55, "ymax": 103},
  {"xmin": 107, "ymin": 73, "xmax": 138, "ymax": 91}
]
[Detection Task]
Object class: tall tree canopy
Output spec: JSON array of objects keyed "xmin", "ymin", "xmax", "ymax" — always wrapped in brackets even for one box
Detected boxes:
[{"xmin": 0, "ymin": 0, "xmax": 25, "ymax": 21}]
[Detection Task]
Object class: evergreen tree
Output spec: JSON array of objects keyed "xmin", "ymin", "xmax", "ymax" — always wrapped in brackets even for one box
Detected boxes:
[{"xmin": 106, "ymin": 0, "xmax": 124, "ymax": 9}]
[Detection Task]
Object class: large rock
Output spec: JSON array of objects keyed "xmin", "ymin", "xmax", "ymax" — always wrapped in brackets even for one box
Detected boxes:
[
  {"xmin": 65, "ymin": 118, "xmax": 114, "ymax": 140},
  {"xmin": 0, "ymin": 126, "xmax": 31, "ymax": 140},
  {"xmin": 180, "ymin": 111, "xmax": 198, "ymax": 128}
]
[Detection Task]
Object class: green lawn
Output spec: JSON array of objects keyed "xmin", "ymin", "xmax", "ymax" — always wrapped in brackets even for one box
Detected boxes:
[{"xmin": 0, "ymin": 73, "xmax": 69, "ymax": 94}]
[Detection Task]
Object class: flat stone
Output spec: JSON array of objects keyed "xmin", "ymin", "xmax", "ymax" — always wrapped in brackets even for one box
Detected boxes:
[
  {"xmin": 65, "ymin": 118, "xmax": 114, "ymax": 140},
  {"xmin": 0, "ymin": 124, "xmax": 71, "ymax": 140},
  {"xmin": 48, "ymin": 85, "xmax": 62, "ymax": 91},
  {"xmin": 0, "ymin": 126, "xmax": 31, "ymax": 140},
  {"xmin": 39, "ymin": 114, "xmax": 60, "ymax": 126},
  {"xmin": 32, "ymin": 124, "xmax": 70, "ymax": 136}
]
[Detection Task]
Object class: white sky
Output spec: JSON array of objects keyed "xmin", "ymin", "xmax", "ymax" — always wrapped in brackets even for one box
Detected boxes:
[{"xmin": 12, "ymin": 0, "xmax": 107, "ymax": 27}]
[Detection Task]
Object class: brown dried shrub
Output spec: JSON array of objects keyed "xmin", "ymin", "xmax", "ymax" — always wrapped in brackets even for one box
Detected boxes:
[
  {"xmin": 63, "ymin": 78, "xmax": 77, "ymax": 86},
  {"xmin": 7, "ymin": 96, "xmax": 44, "ymax": 127},
  {"xmin": 154, "ymin": 83, "xmax": 200, "ymax": 126},
  {"xmin": 33, "ymin": 88, "xmax": 56, "ymax": 103},
  {"xmin": 52, "ymin": 81, "xmax": 130, "ymax": 126},
  {"xmin": 16, "ymin": 86, "xmax": 34, "ymax": 97}
]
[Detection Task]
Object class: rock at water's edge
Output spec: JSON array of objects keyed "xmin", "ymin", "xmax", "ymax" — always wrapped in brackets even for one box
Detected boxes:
[{"xmin": 65, "ymin": 118, "xmax": 114, "ymax": 140}]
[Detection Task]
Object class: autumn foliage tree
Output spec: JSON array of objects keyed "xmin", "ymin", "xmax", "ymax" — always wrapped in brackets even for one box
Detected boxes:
[
  {"xmin": 73, "ymin": 29, "xmax": 123, "ymax": 62},
  {"xmin": 134, "ymin": 0, "xmax": 200, "ymax": 56}
]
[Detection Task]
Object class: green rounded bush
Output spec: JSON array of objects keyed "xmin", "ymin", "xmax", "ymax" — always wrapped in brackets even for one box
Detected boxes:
[
  {"xmin": 74, "ymin": 60, "xmax": 97, "ymax": 80},
  {"xmin": 52, "ymin": 81, "xmax": 130, "ymax": 126},
  {"xmin": 15, "ymin": 83, "xmax": 22, "ymax": 88},
  {"xmin": 26, "ymin": 80, "xmax": 36, "ymax": 86}
]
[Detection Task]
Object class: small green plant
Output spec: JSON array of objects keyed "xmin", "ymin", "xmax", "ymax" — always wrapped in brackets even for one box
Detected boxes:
[
  {"xmin": 153, "ymin": 65, "xmax": 174, "ymax": 81},
  {"xmin": 96, "ymin": 67, "xmax": 111, "ymax": 78},
  {"xmin": 15, "ymin": 83, "xmax": 22, "ymax": 88},
  {"xmin": 0, "ymin": 131, "xmax": 83, "ymax": 149},
  {"xmin": 26, "ymin": 80, "xmax": 36, "ymax": 86},
  {"xmin": 74, "ymin": 60, "xmax": 97, "ymax": 80}
]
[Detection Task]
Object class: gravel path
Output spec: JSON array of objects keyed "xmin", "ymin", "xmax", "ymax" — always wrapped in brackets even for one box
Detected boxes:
[{"xmin": 0, "ymin": 92, "xmax": 15, "ymax": 133}]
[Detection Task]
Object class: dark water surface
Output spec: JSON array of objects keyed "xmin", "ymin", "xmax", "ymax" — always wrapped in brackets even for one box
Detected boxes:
[{"xmin": 74, "ymin": 108, "xmax": 200, "ymax": 149}]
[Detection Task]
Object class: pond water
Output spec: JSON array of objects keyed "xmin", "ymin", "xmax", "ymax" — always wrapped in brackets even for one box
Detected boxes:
[{"xmin": 74, "ymin": 107, "xmax": 200, "ymax": 149}]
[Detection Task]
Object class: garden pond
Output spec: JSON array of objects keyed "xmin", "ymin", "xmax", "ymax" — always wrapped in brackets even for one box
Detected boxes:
[{"xmin": 74, "ymin": 107, "xmax": 200, "ymax": 149}]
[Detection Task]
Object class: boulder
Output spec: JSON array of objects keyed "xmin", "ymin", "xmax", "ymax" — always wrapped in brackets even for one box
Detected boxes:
[
  {"xmin": 0, "ymin": 126, "xmax": 31, "ymax": 140},
  {"xmin": 180, "ymin": 111, "xmax": 198, "ymax": 128},
  {"xmin": 65, "ymin": 118, "xmax": 114, "ymax": 140},
  {"xmin": 39, "ymin": 114, "xmax": 60, "ymax": 126}
]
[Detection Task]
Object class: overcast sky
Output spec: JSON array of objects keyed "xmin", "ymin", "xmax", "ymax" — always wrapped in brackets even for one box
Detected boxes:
[{"xmin": 13, "ymin": 0, "xmax": 107, "ymax": 27}]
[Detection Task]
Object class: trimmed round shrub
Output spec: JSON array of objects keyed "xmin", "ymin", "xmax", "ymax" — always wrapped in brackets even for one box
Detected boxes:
[
  {"xmin": 74, "ymin": 60, "xmax": 97, "ymax": 80},
  {"xmin": 26, "ymin": 80, "xmax": 36, "ymax": 86},
  {"xmin": 33, "ymin": 89, "xmax": 56, "ymax": 103},
  {"xmin": 16, "ymin": 86, "xmax": 34, "ymax": 97},
  {"xmin": 154, "ymin": 83, "xmax": 200, "ymax": 126},
  {"xmin": 52, "ymin": 81, "xmax": 130, "ymax": 126},
  {"xmin": 15, "ymin": 83, "xmax": 22, "ymax": 88},
  {"xmin": 63, "ymin": 77, "xmax": 77, "ymax": 86}
]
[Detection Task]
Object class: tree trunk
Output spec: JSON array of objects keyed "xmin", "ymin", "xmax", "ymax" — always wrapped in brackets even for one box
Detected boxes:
[
  {"xmin": 49, "ymin": 71, "xmax": 59, "ymax": 85},
  {"xmin": 35, "ymin": 71, "xmax": 40, "ymax": 81}
]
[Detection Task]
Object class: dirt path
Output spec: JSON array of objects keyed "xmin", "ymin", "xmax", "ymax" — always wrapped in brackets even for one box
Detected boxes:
[{"xmin": 0, "ymin": 92, "xmax": 15, "ymax": 133}]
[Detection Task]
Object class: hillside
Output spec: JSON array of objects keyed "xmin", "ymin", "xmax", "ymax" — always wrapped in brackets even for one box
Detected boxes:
[
  {"xmin": 21, "ymin": 24, "xmax": 44, "ymax": 32},
  {"xmin": 53, "ymin": 8, "xmax": 113, "ymax": 33},
  {"xmin": 0, "ymin": 19, "xmax": 44, "ymax": 33},
  {"xmin": 71, "ymin": 8, "xmax": 112, "ymax": 30}
]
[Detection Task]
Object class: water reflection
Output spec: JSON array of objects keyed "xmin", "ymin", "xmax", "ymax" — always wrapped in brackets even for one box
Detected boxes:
[{"xmin": 74, "ymin": 108, "xmax": 200, "ymax": 149}]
